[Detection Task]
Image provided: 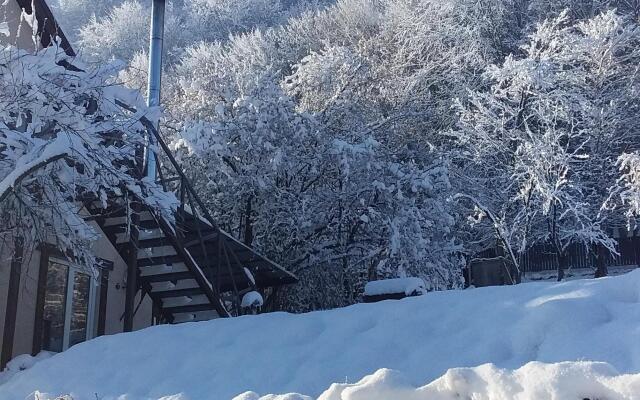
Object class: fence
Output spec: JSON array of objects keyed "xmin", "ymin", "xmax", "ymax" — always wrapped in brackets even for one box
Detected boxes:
[{"xmin": 520, "ymin": 237, "xmax": 640, "ymax": 273}]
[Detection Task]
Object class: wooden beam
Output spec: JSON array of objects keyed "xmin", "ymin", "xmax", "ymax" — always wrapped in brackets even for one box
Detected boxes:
[
  {"xmin": 97, "ymin": 270, "xmax": 109, "ymax": 337},
  {"xmin": 1, "ymin": 237, "xmax": 24, "ymax": 369},
  {"xmin": 123, "ymin": 201, "xmax": 141, "ymax": 332}
]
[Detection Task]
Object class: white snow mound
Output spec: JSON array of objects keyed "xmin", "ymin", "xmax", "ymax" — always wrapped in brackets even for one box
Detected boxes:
[
  {"xmin": 1, "ymin": 271, "xmax": 639, "ymax": 399},
  {"xmin": 311, "ymin": 362, "xmax": 640, "ymax": 400}
]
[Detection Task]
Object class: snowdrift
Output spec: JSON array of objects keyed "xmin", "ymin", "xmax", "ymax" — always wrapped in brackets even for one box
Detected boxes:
[{"xmin": 1, "ymin": 271, "xmax": 640, "ymax": 399}]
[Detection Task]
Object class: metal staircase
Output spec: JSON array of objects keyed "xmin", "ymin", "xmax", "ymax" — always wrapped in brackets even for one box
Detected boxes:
[{"xmin": 86, "ymin": 114, "xmax": 297, "ymax": 324}]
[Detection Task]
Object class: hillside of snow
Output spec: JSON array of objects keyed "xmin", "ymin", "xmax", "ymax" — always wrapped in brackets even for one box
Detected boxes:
[{"xmin": 1, "ymin": 271, "xmax": 640, "ymax": 399}]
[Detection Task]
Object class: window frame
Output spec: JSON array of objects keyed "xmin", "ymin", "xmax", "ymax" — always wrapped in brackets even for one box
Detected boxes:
[
  {"xmin": 34, "ymin": 251, "xmax": 101, "ymax": 353},
  {"xmin": 48, "ymin": 257, "xmax": 98, "ymax": 351}
]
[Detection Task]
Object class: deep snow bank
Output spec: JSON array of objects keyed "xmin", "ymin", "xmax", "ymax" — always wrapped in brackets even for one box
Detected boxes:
[
  {"xmin": 234, "ymin": 362, "xmax": 640, "ymax": 400},
  {"xmin": 313, "ymin": 362, "xmax": 640, "ymax": 400},
  {"xmin": 1, "ymin": 271, "xmax": 640, "ymax": 400}
]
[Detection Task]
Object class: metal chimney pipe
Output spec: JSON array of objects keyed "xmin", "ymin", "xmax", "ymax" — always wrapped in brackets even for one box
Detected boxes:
[{"xmin": 145, "ymin": 0, "xmax": 166, "ymax": 179}]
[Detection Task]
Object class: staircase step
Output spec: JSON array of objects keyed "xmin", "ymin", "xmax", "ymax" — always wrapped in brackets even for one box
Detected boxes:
[
  {"xmin": 149, "ymin": 279, "xmax": 199, "ymax": 293},
  {"xmin": 139, "ymin": 263, "xmax": 188, "ymax": 277},
  {"xmin": 164, "ymin": 303, "xmax": 217, "ymax": 315},
  {"xmin": 141, "ymin": 271, "xmax": 193, "ymax": 283},
  {"xmin": 138, "ymin": 255, "xmax": 184, "ymax": 267},
  {"xmin": 137, "ymin": 245, "xmax": 177, "ymax": 259},
  {"xmin": 172, "ymin": 310, "xmax": 220, "ymax": 323},
  {"xmin": 116, "ymin": 228, "xmax": 165, "ymax": 244},
  {"xmin": 93, "ymin": 197, "xmax": 235, "ymax": 321},
  {"xmin": 152, "ymin": 287, "xmax": 204, "ymax": 299},
  {"xmin": 103, "ymin": 211, "xmax": 155, "ymax": 227},
  {"xmin": 162, "ymin": 294, "xmax": 209, "ymax": 308}
]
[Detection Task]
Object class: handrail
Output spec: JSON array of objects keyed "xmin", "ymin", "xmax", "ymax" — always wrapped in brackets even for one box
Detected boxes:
[
  {"xmin": 115, "ymin": 100, "xmax": 244, "ymax": 315},
  {"xmin": 114, "ymin": 99, "xmax": 219, "ymax": 230},
  {"xmin": 114, "ymin": 100, "xmax": 295, "ymax": 317}
]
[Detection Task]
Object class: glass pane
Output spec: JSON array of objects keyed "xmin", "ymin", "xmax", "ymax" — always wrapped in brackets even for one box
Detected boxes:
[
  {"xmin": 42, "ymin": 262, "xmax": 68, "ymax": 352},
  {"xmin": 68, "ymin": 272, "xmax": 91, "ymax": 348}
]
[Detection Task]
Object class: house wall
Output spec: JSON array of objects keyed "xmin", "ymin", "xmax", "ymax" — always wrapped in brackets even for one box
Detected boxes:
[
  {"xmin": 90, "ymin": 221, "xmax": 153, "ymax": 335},
  {"xmin": 0, "ymin": 227, "xmax": 153, "ymax": 363},
  {"xmin": 0, "ymin": 0, "xmax": 39, "ymax": 52},
  {"xmin": 0, "ymin": 244, "xmax": 12, "ymax": 356}
]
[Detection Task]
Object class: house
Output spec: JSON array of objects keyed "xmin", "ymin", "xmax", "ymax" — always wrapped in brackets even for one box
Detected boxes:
[
  {"xmin": 0, "ymin": 0, "xmax": 73, "ymax": 55},
  {"xmin": 0, "ymin": 0, "xmax": 297, "ymax": 369}
]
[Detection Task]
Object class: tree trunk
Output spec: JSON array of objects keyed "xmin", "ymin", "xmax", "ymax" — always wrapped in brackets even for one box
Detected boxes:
[
  {"xmin": 594, "ymin": 244, "xmax": 608, "ymax": 278},
  {"xmin": 243, "ymin": 195, "xmax": 253, "ymax": 246},
  {"xmin": 557, "ymin": 251, "xmax": 567, "ymax": 281}
]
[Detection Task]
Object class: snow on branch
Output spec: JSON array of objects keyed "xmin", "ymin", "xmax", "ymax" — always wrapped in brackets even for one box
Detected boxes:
[{"xmin": 0, "ymin": 45, "xmax": 176, "ymax": 267}]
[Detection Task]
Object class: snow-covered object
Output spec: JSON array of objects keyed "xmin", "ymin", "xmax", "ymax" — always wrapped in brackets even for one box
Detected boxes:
[
  {"xmin": 241, "ymin": 291, "xmax": 264, "ymax": 308},
  {"xmin": 0, "ymin": 352, "xmax": 52, "ymax": 385},
  {"xmin": 1, "ymin": 271, "xmax": 640, "ymax": 399},
  {"xmin": 363, "ymin": 277, "xmax": 426, "ymax": 297}
]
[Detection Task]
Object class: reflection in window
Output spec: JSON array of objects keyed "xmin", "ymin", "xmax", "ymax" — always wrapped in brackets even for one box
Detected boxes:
[
  {"xmin": 69, "ymin": 273, "xmax": 90, "ymax": 348},
  {"xmin": 41, "ymin": 259, "xmax": 96, "ymax": 352},
  {"xmin": 42, "ymin": 262, "xmax": 68, "ymax": 352}
]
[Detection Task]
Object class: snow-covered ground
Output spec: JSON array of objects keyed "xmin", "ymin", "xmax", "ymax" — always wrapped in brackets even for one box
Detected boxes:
[
  {"xmin": 522, "ymin": 265, "xmax": 637, "ymax": 282},
  {"xmin": 1, "ymin": 271, "xmax": 640, "ymax": 399}
]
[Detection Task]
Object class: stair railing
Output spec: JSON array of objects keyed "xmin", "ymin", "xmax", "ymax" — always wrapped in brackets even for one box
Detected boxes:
[{"xmin": 116, "ymin": 100, "xmax": 244, "ymax": 316}]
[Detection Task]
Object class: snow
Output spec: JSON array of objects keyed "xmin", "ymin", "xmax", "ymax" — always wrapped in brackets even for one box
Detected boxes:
[
  {"xmin": 0, "ymin": 22, "xmax": 9, "ymax": 37},
  {"xmin": 241, "ymin": 291, "xmax": 264, "ymax": 308},
  {"xmin": 363, "ymin": 277, "xmax": 426, "ymax": 296},
  {"xmin": 312, "ymin": 362, "xmax": 640, "ymax": 400},
  {"xmin": 1, "ymin": 271, "xmax": 640, "ymax": 399},
  {"xmin": 244, "ymin": 267, "xmax": 257, "ymax": 286},
  {"xmin": 0, "ymin": 352, "xmax": 52, "ymax": 385},
  {"xmin": 0, "ymin": 133, "xmax": 77, "ymax": 202}
]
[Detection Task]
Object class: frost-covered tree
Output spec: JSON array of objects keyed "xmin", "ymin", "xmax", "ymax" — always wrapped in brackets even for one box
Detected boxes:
[
  {"xmin": 610, "ymin": 153, "xmax": 640, "ymax": 221},
  {"xmin": 454, "ymin": 11, "xmax": 640, "ymax": 280},
  {"xmin": 45, "ymin": 0, "xmax": 640, "ymax": 300},
  {"xmin": 0, "ymin": 46, "xmax": 174, "ymax": 270},
  {"xmin": 170, "ymin": 22, "xmax": 463, "ymax": 310}
]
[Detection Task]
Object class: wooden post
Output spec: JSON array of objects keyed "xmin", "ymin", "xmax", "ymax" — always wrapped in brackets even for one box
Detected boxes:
[
  {"xmin": 97, "ymin": 270, "xmax": 109, "ymax": 336},
  {"xmin": 1, "ymin": 236, "xmax": 24, "ymax": 369},
  {"xmin": 124, "ymin": 200, "xmax": 140, "ymax": 332}
]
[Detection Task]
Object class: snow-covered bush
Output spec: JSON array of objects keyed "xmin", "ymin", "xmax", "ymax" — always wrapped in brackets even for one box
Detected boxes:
[{"xmin": 172, "ymin": 33, "xmax": 463, "ymax": 310}]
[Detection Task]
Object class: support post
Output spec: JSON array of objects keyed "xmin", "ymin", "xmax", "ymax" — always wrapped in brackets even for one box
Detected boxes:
[
  {"xmin": 1, "ymin": 237, "xmax": 24, "ymax": 369},
  {"xmin": 123, "ymin": 201, "xmax": 140, "ymax": 332}
]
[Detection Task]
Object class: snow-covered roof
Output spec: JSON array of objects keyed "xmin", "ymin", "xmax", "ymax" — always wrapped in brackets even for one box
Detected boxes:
[{"xmin": 363, "ymin": 277, "xmax": 426, "ymax": 296}]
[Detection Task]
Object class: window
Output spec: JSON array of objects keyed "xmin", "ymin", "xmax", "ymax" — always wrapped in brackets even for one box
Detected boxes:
[{"xmin": 41, "ymin": 258, "xmax": 98, "ymax": 352}]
